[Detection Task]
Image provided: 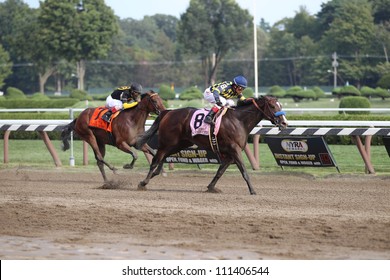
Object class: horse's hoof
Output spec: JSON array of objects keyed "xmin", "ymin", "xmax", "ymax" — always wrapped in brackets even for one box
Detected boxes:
[
  {"xmin": 206, "ymin": 187, "xmax": 222, "ymax": 193},
  {"xmin": 250, "ymin": 191, "xmax": 257, "ymax": 195},
  {"xmin": 137, "ymin": 182, "xmax": 147, "ymax": 191},
  {"xmin": 123, "ymin": 164, "xmax": 134, "ymax": 169},
  {"xmin": 162, "ymin": 172, "xmax": 168, "ymax": 177},
  {"xmin": 112, "ymin": 167, "xmax": 118, "ymax": 174}
]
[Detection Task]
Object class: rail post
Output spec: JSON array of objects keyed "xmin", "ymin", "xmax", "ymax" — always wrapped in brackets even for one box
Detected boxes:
[{"xmin": 69, "ymin": 108, "xmax": 75, "ymax": 166}]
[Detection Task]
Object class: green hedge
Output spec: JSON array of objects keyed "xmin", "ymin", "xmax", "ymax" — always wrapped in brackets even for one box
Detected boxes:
[
  {"xmin": 0, "ymin": 99, "xmax": 79, "ymax": 108},
  {"xmin": 332, "ymin": 85, "xmax": 361, "ymax": 98},
  {"xmin": 267, "ymin": 85, "xmax": 285, "ymax": 98},
  {"xmin": 377, "ymin": 73, "xmax": 390, "ymax": 89},
  {"xmin": 243, "ymin": 88, "xmax": 254, "ymax": 98},
  {"xmin": 285, "ymin": 86, "xmax": 316, "ymax": 102},
  {"xmin": 5, "ymin": 87, "xmax": 26, "ymax": 99},
  {"xmin": 339, "ymin": 96, "xmax": 370, "ymax": 115},
  {"xmin": 159, "ymin": 84, "xmax": 176, "ymax": 100},
  {"xmin": 179, "ymin": 86, "xmax": 203, "ymax": 100}
]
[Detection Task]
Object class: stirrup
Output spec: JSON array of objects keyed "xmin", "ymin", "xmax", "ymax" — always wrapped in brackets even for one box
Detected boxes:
[
  {"xmin": 102, "ymin": 114, "xmax": 111, "ymax": 123},
  {"xmin": 204, "ymin": 115, "xmax": 215, "ymax": 125}
]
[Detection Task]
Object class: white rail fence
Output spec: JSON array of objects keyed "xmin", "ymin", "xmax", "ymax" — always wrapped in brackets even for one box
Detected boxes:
[{"xmin": 1, "ymin": 108, "xmax": 390, "ymax": 173}]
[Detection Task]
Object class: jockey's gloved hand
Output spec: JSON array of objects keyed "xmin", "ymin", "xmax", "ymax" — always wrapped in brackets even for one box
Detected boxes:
[
  {"xmin": 244, "ymin": 98, "xmax": 254, "ymax": 104},
  {"xmin": 238, "ymin": 98, "xmax": 253, "ymax": 106}
]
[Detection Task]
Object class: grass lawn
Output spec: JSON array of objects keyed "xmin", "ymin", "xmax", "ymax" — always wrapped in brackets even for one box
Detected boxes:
[{"xmin": 1, "ymin": 139, "xmax": 389, "ymax": 176}]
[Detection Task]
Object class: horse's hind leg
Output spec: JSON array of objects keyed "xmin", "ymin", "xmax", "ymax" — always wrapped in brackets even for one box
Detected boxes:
[
  {"xmin": 93, "ymin": 143, "xmax": 118, "ymax": 181},
  {"xmin": 123, "ymin": 147, "xmax": 137, "ymax": 169},
  {"xmin": 97, "ymin": 158, "xmax": 108, "ymax": 182},
  {"xmin": 207, "ymin": 161, "xmax": 231, "ymax": 193}
]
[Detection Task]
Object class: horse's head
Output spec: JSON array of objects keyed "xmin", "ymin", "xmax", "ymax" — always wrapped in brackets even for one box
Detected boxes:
[
  {"xmin": 140, "ymin": 90, "xmax": 166, "ymax": 115},
  {"xmin": 256, "ymin": 95, "xmax": 288, "ymax": 129}
]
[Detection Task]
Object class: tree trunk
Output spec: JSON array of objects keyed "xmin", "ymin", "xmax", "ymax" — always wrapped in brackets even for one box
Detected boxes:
[
  {"xmin": 77, "ymin": 59, "xmax": 86, "ymax": 91},
  {"xmin": 38, "ymin": 67, "xmax": 56, "ymax": 94},
  {"xmin": 55, "ymin": 73, "xmax": 62, "ymax": 96},
  {"xmin": 383, "ymin": 44, "xmax": 389, "ymax": 63},
  {"xmin": 210, "ymin": 52, "xmax": 216, "ymax": 85},
  {"xmin": 202, "ymin": 58, "xmax": 208, "ymax": 88}
]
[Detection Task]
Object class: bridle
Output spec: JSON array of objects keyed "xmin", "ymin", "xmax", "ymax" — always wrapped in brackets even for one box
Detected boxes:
[
  {"xmin": 251, "ymin": 96, "xmax": 286, "ymax": 126},
  {"xmin": 143, "ymin": 92, "xmax": 161, "ymax": 115}
]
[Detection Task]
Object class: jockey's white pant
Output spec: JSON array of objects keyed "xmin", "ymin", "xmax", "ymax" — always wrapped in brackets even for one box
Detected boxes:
[
  {"xmin": 203, "ymin": 88, "xmax": 235, "ymax": 109},
  {"xmin": 105, "ymin": 95, "xmax": 123, "ymax": 111}
]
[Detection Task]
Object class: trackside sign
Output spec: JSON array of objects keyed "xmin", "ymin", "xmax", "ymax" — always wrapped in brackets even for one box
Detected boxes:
[
  {"xmin": 147, "ymin": 134, "xmax": 220, "ymax": 164},
  {"xmin": 265, "ymin": 136, "xmax": 339, "ymax": 171},
  {"xmin": 164, "ymin": 148, "xmax": 220, "ymax": 164},
  {"xmin": 382, "ymin": 137, "xmax": 390, "ymax": 157}
]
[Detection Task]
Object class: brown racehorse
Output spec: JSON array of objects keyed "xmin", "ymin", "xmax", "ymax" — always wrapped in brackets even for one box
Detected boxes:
[
  {"xmin": 136, "ymin": 95, "xmax": 288, "ymax": 195},
  {"xmin": 61, "ymin": 90, "xmax": 166, "ymax": 182}
]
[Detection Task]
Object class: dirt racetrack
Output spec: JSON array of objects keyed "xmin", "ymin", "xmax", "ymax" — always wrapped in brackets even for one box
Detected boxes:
[{"xmin": 0, "ymin": 166, "xmax": 389, "ymax": 260}]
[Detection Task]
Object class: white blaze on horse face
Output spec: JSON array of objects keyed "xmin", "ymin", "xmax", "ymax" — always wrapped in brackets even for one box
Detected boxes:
[
  {"xmin": 281, "ymin": 114, "xmax": 288, "ymax": 126},
  {"xmin": 276, "ymin": 101, "xmax": 288, "ymax": 127}
]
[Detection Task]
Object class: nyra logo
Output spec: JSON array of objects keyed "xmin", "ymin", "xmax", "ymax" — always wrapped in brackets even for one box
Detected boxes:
[{"xmin": 281, "ymin": 139, "xmax": 308, "ymax": 152}]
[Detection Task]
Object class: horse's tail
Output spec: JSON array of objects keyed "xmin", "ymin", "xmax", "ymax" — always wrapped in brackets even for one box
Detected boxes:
[
  {"xmin": 136, "ymin": 111, "xmax": 168, "ymax": 149},
  {"xmin": 61, "ymin": 119, "xmax": 76, "ymax": 151}
]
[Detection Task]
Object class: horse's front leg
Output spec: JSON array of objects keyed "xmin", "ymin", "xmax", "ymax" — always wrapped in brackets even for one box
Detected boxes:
[
  {"xmin": 140, "ymin": 143, "xmax": 167, "ymax": 177},
  {"xmin": 233, "ymin": 150, "xmax": 256, "ymax": 195},
  {"xmin": 138, "ymin": 150, "xmax": 164, "ymax": 190},
  {"xmin": 151, "ymin": 161, "xmax": 165, "ymax": 178},
  {"xmin": 207, "ymin": 161, "xmax": 231, "ymax": 193}
]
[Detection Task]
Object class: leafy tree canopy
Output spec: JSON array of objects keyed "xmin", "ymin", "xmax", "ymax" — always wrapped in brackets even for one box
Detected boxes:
[
  {"xmin": 38, "ymin": 0, "xmax": 118, "ymax": 62},
  {"xmin": 177, "ymin": 0, "xmax": 252, "ymax": 86}
]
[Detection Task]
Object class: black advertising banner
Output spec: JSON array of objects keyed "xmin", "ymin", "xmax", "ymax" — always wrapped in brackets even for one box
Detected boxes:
[
  {"xmin": 382, "ymin": 137, "xmax": 390, "ymax": 157},
  {"xmin": 165, "ymin": 148, "xmax": 220, "ymax": 164},
  {"xmin": 265, "ymin": 136, "xmax": 338, "ymax": 170},
  {"xmin": 147, "ymin": 134, "xmax": 220, "ymax": 164}
]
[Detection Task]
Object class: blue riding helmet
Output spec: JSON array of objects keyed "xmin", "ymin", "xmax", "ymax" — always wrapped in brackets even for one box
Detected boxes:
[{"xmin": 233, "ymin": 75, "xmax": 247, "ymax": 88}]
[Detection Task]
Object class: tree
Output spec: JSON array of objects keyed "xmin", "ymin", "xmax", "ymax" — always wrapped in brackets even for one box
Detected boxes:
[
  {"xmin": 321, "ymin": 1, "xmax": 375, "ymax": 55},
  {"xmin": 0, "ymin": 0, "xmax": 38, "ymax": 93},
  {"xmin": 369, "ymin": 0, "xmax": 390, "ymax": 24},
  {"xmin": 320, "ymin": 0, "xmax": 376, "ymax": 87},
  {"xmin": 264, "ymin": 16, "xmax": 318, "ymax": 86},
  {"xmin": 0, "ymin": 45, "xmax": 12, "ymax": 89},
  {"xmin": 285, "ymin": 6, "xmax": 317, "ymax": 39},
  {"xmin": 38, "ymin": 0, "xmax": 118, "ymax": 90},
  {"xmin": 314, "ymin": 0, "xmax": 345, "ymax": 41},
  {"xmin": 177, "ymin": 0, "xmax": 252, "ymax": 87}
]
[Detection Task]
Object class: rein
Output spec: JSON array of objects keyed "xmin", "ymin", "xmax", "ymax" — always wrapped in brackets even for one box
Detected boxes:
[{"xmin": 251, "ymin": 97, "xmax": 285, "ymax": 121}]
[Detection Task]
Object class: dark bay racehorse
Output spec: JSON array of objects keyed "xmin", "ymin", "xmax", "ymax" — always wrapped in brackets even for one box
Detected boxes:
[
  {"xmin": 136, "ymin": 96, "xmax": 288, "ymax": 195},
  {"xmin": 61, "ymin": 90, "xmax": 166, "ymax": 181}
]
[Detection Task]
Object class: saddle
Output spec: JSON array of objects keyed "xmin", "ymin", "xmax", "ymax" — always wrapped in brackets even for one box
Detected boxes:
[
  {"xmin": 88, "ymin": 107, "xmax": 120, "ymax": 132},
  {"xmin": 190, "ymin": 107, "xmax": 228, "ymax": 155}
]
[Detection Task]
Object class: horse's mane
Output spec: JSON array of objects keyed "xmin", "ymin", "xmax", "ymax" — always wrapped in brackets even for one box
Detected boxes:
[{"xmin": 233, "ymin": 96, "xmax": 266, "ymax": 111}]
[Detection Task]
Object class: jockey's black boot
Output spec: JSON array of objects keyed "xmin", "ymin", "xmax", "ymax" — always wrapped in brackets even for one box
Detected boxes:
[
  {"xmin": 102, "ymin": 110, "xmax": 113, "ymax": 123},
  {"xmin": 204, "ymin": 109, "xmax": 217, "ymax": 125}
]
